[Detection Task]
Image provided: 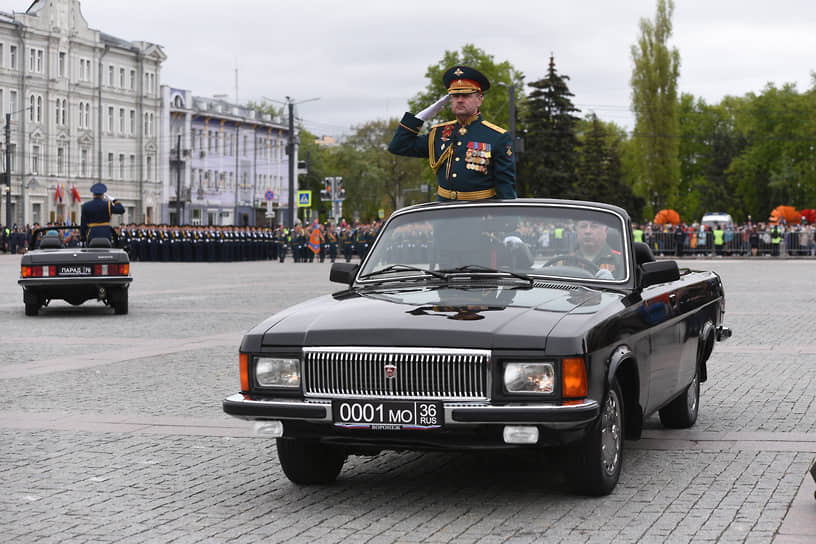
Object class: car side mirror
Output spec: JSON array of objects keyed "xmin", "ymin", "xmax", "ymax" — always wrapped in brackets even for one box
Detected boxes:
[
  {"xmin": 640, "ymin": 260, "xmax": 680, "ymax": 288},
  {"xmin": 330, "ymin": 262, "xmax": 359, "ymax": 285}
]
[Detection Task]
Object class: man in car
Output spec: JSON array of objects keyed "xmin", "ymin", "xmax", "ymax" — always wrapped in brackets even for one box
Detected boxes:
[
  {"xmin": 573, "ymin": 219, "xmax": 623, "ymax": 279},
  {"xmin": 388, "ymin": 65, "xmax": 516, "ymax": 201},
  {"xmin": 80, "ymin": 183, "xmax": 125, "ymax": 244}
]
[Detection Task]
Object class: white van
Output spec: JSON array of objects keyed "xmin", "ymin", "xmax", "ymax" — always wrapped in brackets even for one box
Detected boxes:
[{"xmin": 701, "ymin": 212, "xmax": 734, "ymax": 229}]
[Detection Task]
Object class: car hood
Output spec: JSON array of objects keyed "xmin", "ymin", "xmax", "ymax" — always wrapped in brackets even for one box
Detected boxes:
[{"xmin": 249, "ymin": 283, "xmax": 624, "ymax": 351}]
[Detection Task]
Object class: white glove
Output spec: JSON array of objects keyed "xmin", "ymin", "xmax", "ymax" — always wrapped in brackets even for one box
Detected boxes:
[
  {"xmin": 415, "ymin": 95, "xmax": 450, "ymax": 121},
  {"xmin": 503, "ymin": 235, "xmax": 525, "ymax": 248},
  {"xmin": 105, "ymin": 194, "xmax": 116, "ymax": 201},
  {"xmin": 594, "ymin": 268, "xmax": 614, "ymax": 280}
]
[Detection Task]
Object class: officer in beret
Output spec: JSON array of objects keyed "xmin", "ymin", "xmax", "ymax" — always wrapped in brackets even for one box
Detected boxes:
[
  {"xmin": 80, "ymin": 183, "xmax": 125, "ymax": 244},
  {"xmin": 388, "ymin": 65, "xmax": 516, "ymax": 201}
]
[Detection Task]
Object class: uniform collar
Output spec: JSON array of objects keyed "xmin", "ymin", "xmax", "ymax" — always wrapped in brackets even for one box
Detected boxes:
[{"xmin": 457, "ymin": 113, "xmax": 481, "ymax": 127}]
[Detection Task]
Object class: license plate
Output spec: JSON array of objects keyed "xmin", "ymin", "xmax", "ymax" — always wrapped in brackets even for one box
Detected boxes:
[
  {"xmin": 333, "ymin": 400, "xmax": 442, "ymax": 430},
  {"xmin": 58, "ymin": 265, "xmax": 92, "ymax": 276}
]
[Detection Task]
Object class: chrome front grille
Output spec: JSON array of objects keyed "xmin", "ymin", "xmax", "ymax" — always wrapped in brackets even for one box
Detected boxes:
[{"xmin": 303, "ymin": 347, "xmax": 490, "ymax": 401}]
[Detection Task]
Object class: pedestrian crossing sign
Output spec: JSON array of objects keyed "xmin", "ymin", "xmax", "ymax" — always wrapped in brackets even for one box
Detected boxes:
[{"xmin": 297, "ymin": 190, "xmax": 312, "ymax": 208}]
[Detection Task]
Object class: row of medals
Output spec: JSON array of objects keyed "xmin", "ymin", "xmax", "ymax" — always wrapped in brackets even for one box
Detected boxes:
[{"xmin": 465, "ymin": 148, "xmax": 490, "ymax": 172}]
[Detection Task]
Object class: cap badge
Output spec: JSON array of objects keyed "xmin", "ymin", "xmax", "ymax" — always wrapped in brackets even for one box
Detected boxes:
[{"xmin": 453, "ymin": 68, "xmax": 464, "ymax": 77}]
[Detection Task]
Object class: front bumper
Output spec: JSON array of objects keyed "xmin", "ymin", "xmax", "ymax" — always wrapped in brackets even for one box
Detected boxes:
[{"xmin": 222, "ymin": 393, "xmax": 600, "ymax": 430}]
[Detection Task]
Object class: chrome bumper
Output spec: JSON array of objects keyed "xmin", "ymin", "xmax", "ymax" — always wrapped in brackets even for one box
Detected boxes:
[{"xmin": 222, "ymin": 393, "xmax": 600, "ymax": 429}]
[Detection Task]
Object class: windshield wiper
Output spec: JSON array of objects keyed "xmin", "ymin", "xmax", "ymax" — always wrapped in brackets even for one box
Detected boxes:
[
  {"xmin": 437, "ymin": 264, "xmax": 534, "ymax": 285},
  {"xmin": 359, "ymin": 264, "xmax": 448, "ymax": 280}
]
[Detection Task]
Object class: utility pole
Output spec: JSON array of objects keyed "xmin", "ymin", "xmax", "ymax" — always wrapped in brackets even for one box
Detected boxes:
[
  {"xmin": 4, "ymin": 113, "xmax": 10, "ymax": 228},
  {"xmin": 264, "ymin": 96, "xmax": 319, "ymax": 231},
  {"xmin": 174, "ymin": 134, "xmax": 182, "ymax": 225},
  {"xmin": 286, "ymin": 99, "xmax": 295, "ymax": 231}
]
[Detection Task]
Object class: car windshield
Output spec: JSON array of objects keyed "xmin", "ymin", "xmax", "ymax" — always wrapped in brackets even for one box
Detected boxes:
[{"xmin": 358, "ymin": 203, "xmax": 630, "ymax": 282}]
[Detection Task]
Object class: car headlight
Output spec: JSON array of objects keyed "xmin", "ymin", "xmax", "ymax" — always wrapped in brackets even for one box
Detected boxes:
[
  {"xmin": 504, "ymin": 362, "xmax": 555, "ymax": 394},
  {"xmin": 255, "ymin": 356, "xmax": 301, "ymax": 388}
]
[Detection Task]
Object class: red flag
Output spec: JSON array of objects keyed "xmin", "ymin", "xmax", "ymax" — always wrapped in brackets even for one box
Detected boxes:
[
  {"xmin": 71, "ymin": 185, "xmax": 82, "ymax": 203},
  {"xmin": 54, "ymin": 184, "xmax": 63, "ymax": 203}
]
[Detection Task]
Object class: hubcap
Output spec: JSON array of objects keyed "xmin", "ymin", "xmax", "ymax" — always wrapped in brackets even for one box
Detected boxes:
[
  {"xmin": 687, "ymin": 372, "xmax": 699, "ymax": 415},
  {"xmin": 600, "ymin": 389, "xmax": 622, "ymax": 475}
]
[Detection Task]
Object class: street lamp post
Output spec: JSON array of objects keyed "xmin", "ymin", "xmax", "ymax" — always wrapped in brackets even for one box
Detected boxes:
[
  {"xmin": 263, "ymin": 96, "xmax": 318, "ymax": 231},
  {"xmin": 4, "ymin": 113, "xmax": 10, "ymax": 229}
]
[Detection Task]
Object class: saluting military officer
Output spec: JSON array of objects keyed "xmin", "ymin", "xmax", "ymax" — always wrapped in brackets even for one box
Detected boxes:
[
  {"xmin": 388, "ymin": 66, "xmax": 516, "ymax": 201},
  {"xmin": 80, "ymin": 183, "xmax": 125, "ymax": 243}
]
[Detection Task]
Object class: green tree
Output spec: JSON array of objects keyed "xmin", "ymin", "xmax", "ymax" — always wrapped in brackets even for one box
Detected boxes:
[
  {"xmin": 727, "ymin": 83, "xmax": 816, "ymax": 220},
  {"xmin": 677, "ymin": 94, "xmax": 745, "ymax": 223},
  {"xmin": 576, "ymin": 114, "xmax": 644, "ymax": 220},
  {"xmin": 630, "ymin": 0, "xmax": 681, "ymax": 216},
  {"xmin": 518, "ymin": 55, "xmax": 581, "ymax": 198}
]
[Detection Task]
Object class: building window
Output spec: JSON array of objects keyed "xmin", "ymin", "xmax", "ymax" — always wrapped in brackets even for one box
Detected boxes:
[
  {"xmin": 119, "ymin": 154, "xmax": 125, "ymax": 179},
  {"xmin": 31, "ymin": 145, "xmax": 40, "ymax": 174},
  {"xmin": 129, "ymin": 110, "xmax": 135, "ymax": 135},
  {"xmin": 59, "ymin": 52, "xmax": 66, "ymax": 77},
  {"xmin": 108, "ymin": 152, "xmax": 114, "ymax": 178},
  {"xmin": 36, "ymin": 95, "xmax": 42, "ymax": 122},
  {"xmin": 108, "ymin": 106, "xmax": 114, "ymax": 133},
  {"xmin": 146, "ymin": 155, "xmax": 153, "ymax": 181},
  {"xmin": 80, "ymin": 149, "xmax": 88, "ymax": 177},
  {"xmin": 0, "ymin": 44, "xmax": 3, "ymax": 68},
  {"xmin": 29, "ymin": 95, "xmax": 35, "ymax": 122},
  {"xmin": 129, "ymin": 154, "xmax": 136, "ymax": 178},
  {"xmin": 8, "ymin": 90, "xmax": 16, "ymax": 119},
  {"xmin": 129, "ymin": 69, "xmax": 136, "ymax": 90},
  {"xmin": 108, "ymin": 65, "xmax": 114, "ymax": 86},
  {"xmin": 9, "ymin": 45, "xmax": 17, "ymax": 69},
  {"xmin": 57, "ymin": 147, "xmax": 65, "ymax": 175},
  {"xmin": 119, "ymin": 108, "xmax": 125, "ymax": 133},
  {"xmin": 79, "ymin": 58, "xmax": 91, "ymax": 82},
  {"xmin": 119, "ymin": 67, "xmax": 125, "ymax": 88}
]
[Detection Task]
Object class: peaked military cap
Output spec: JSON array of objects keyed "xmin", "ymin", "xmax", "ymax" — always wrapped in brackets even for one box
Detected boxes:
[
  {"xmin": 443, "ymin": 65, "xmax": 490, "ymax": 95},
  {"xmin": 90, "ymin": 183, "xmax": 107, "ymax": 195}
]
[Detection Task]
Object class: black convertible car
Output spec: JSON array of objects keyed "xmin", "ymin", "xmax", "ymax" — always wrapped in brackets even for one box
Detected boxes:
[
  {"xmin": 223, "ymin": 199, "xmax": 731, "ymax": 495},
  {"xmin": 18, "ymin": 227, "xmax": 131, "ymax": 316}
]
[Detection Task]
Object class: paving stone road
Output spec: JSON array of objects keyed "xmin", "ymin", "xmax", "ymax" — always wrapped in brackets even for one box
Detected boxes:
[{"xmin": 0, "ymin": 253, "xmax": 814, "ymax": 543}]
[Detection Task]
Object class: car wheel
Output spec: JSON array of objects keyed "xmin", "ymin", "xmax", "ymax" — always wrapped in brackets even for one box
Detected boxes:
[
  {"xmin": 659, "ymin": 368, "xmax": 699, "ymax": 429},
  {"xmin": 567, "ymin": 378, "xmax": 624, "ymax": 496},
  {"xmin": 24, "ymin": 301, "xmax": 39, "ymax": 316},
  {"xmin": 111, "ymin": 288, "xmax": 128, "ymax": 315},
  {"xmin": 276, "ymin": 437, "xmax": 345, "ymax": 485}
]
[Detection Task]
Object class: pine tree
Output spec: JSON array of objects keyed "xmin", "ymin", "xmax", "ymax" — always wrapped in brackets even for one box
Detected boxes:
[{"xmin": 518, "ymin": 55, "xmax": 581, "ymax": 198}]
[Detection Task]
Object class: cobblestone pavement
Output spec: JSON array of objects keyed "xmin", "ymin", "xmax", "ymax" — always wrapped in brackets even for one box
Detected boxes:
[{"xmin": 0, "ymin": 254, "xmax": 813, "ymax": 543}]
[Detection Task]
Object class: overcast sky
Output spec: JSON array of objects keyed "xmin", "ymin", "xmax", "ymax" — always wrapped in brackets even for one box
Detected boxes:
[{"xmin": 57, "ymin": 0, "xmax": 816, "ymax": 138}]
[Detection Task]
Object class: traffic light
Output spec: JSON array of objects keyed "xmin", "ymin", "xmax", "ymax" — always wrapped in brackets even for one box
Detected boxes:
[{"xmin": 337, "ymin": 182, "xmax": 346, "ymax": 200}]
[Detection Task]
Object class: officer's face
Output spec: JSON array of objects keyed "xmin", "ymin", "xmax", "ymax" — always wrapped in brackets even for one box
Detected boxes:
[
  {"xmin": 450, "ymin": 92, "xmax": 482, "ymax": 117},
  {"xmin": 576, "ymin": 220, "xmax": 607, "ymax": 254}
]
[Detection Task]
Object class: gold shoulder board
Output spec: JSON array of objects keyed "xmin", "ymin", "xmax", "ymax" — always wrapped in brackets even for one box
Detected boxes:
[{"xmin": 481, "ymin": 120, "xmax": 507, "ymax": 134}]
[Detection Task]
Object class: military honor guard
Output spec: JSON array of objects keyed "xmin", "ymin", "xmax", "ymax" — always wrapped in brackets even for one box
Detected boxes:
[{"xmin": 388, "ymin": 66, "xmax": 516, "ymax": 201}]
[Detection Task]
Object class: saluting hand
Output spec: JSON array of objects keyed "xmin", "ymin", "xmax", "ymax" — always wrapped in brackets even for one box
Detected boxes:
[{"xmin": 416, "ymin": 95, "xmax": 450, "ymax": 121}]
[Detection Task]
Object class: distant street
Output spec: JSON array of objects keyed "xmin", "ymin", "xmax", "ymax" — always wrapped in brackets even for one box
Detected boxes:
[{"xmin": 0, "ymin": 254, "xmax": 814, "ymax": 543}]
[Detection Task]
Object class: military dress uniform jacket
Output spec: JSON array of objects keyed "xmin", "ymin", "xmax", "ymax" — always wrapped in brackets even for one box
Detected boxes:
[
  {"xmin": 80, "ymin": 197, "xmax": 125, "ymax": 242},
  {"xmin": 388, "ymin": 112, "xmax": 516, "ymax": 201}
]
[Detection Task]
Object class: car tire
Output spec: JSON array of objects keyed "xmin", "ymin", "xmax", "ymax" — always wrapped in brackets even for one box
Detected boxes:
[
  {"xmin": 276, "ymin": 437, "xmax": 345, "ymax": 485},
  {"xmin": 567, "ymin": 378, "xmax": 624, "ymax": 496},
  {"xmin": 111, "ymin": 288, "xmax": 128, "ymax": 315},
  {"xmin": 24, "ymin": 301, "xmax": 39, "ymax": 316},
  {"xmin": 659, "ymin": 368, "xmax": 699, "ymax": 429}
]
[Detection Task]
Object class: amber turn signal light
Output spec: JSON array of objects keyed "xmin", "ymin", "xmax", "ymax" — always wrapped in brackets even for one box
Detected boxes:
[
  {"xmin": 562, "ymin": 357, "xmax": 587, "ymax": 398},
  {"xmin": 239, "ymin": 353, "xmax": 250, "ymax": 392}
]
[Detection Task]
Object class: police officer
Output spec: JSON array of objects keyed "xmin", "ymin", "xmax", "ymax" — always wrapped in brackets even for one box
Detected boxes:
[
  {"xmin": 388, "ymin": 65, "xmax": 516, "ymax": 201},
  {"xmin": 80, "ymin": 183, "xmax": 125, "ymax": 244}
]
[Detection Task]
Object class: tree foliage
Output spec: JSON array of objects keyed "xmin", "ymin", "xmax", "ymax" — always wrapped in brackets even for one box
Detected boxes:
[
  {"xmin": 519, "ymin": 55, "xmax": 581, "ymax": 198},
  {"xmin": 630, "ymin": 0, "xmax": 681, "ymax": 216}
]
